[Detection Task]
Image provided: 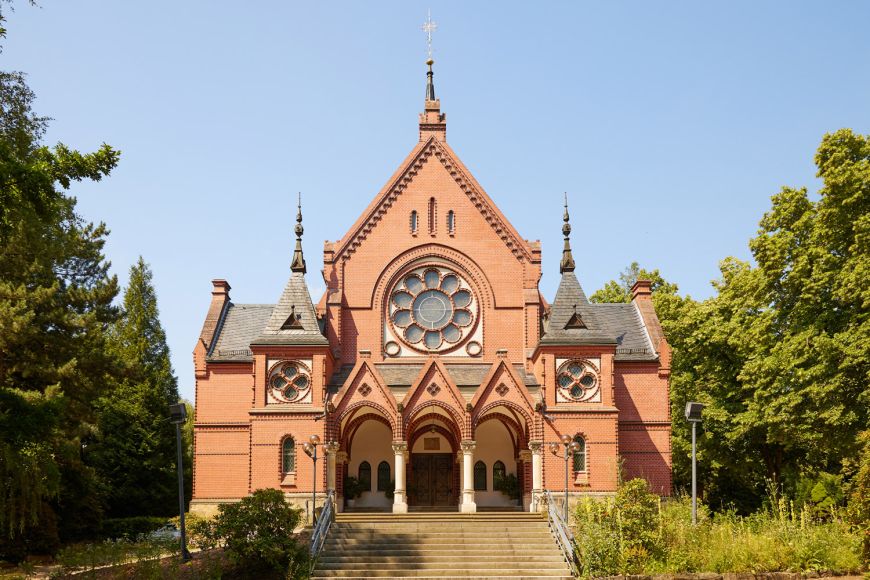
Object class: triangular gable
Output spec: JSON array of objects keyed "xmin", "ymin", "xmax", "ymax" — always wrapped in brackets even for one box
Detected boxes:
[
  {"xmin": 564, "ymin": 306, "xmax": 586, "ymax": 329},
  {"xmin": 333, "ymin": 359, "xmax": 399, "ymax": 427},
  {"xmin": 333, "ymin": 136, "xmax": 533, "ymax": 264},
  {"xmin": 470, "ymin": 359, "xmax": 536, "ymax": 419},
  {"xmin": 401, "ymin": 358, "xmax": 467, "ymax": 425}
]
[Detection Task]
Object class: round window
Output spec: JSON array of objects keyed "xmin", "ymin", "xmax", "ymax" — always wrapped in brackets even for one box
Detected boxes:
[
  {"xmin": 268, "ymin": 361, "xmax": 311, "ymax": 403},
  {"xmin": 387, "ymin": 266, "xmax": 478, "ymax": 353},
  {"xmin": 556, "ymin": 359, "xmax": 600, "ymax": 402}
]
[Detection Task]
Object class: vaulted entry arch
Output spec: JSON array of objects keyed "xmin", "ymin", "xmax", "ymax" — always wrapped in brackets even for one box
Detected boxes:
[
  {"xmin": 471, "ymin": 403, "xmax": 533, "ymax": 509},
  {"xmin": 405, "ymin": 408, "xmax": 461, "ymax": 509}
]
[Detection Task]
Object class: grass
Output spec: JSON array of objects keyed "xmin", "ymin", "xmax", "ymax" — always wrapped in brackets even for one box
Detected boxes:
[{"xmin": 572, "ymin": 488, "xmax": 865, "ymax": 578}]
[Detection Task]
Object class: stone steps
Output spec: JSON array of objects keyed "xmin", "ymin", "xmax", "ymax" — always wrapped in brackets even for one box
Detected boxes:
[{"xmin": 311, "ymin": 512, "xmax": 573, "ymax": 579}]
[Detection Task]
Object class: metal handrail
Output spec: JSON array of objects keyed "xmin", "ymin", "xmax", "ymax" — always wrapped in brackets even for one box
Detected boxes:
[
  {"xmin": 543, "ymin": 490, "xmax": 579, "ymax": 577},
  {"xmin": 309, "ymin": 493, "xmax": 335, "ymax": 560}
]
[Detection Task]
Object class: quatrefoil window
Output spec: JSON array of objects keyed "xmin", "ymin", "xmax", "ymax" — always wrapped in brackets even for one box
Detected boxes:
[
  {"xmin": 556, "ymin": 360, "xmax": 600, "ymax": 402},
  {"xmin": 495, "ymin": 383, "xmax": 509, "ymax": 397},
  {"xmin": 269, "ymin": 361, "xmax": 311, "ymax": 403},
  {"xmin": 388, "ymin": 266, "xmax": 478, "ymax": 353},
  {"xmin": 427, "ymin": 383, "xmax": 441, "ymax": 397},
  {"xmin": 359, "ymin": 383, "xmax": 372, "ymax": 397}
]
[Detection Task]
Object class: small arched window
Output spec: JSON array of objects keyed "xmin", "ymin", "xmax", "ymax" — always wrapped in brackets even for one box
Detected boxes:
[
  {"xmin": 282, "ymin": 437, "xmax": 295, "ymax": 473},
  {"xmin": 473, "ymin": 460, "xmax": 487, "ymax": 491},
  {"xmin": 447, "ymin": 210, "xmax": 455, "ymax": 234},
  {"xmin": 493, "ymin": 460, "xmax": 506, "ymax": 487},
  {"xmin": 573, "ymin": 435, "xmax": 587, "ymax": 472},
  {"xmin": 358, "ymin": 461, "xmax": 372, "ymax": 491},
  {"xmin": 377, "ymin": 461, "xmax": 391, "ymax": 492},
  {"xmin": 410, "ymin": 210, "xmax": 418, "ymax": 234},
  {"xmin": 428, "ymin": 197, "xmax": 437, "ymax": 234}
]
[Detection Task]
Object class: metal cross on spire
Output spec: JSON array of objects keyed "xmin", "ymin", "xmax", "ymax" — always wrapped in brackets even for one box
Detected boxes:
[{"xmin": 422, "ymin": 9, "xmax": 437, "ymax": 60}]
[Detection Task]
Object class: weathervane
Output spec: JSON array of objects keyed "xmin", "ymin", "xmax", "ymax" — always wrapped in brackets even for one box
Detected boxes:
[{"xmin": 422, "ymin": 9, "xmax": 437, "ymax": 60}]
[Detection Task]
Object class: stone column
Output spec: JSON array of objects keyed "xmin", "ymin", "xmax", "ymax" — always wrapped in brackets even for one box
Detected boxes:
[
  {"xmin": 460, "ymin": 440, "xmax": 477, "ymax": 513},
  {"xmin": 324, "ymin": 442, "xmax": 339, "ymax": 495},
  {"xmin": 529, "ymin": 441, "xmax": 543, "ymax": 512},
  {"xmin": 392, "ymin": 442, "xmax": 408, "ymax": 513}
]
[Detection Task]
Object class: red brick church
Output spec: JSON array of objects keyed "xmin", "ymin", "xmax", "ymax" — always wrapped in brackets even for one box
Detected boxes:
[{"xmin": 191, "ymin": 60, "xmax": 672, "ymax": 516}]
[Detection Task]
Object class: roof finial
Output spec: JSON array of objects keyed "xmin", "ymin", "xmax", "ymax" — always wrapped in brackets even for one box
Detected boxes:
[
  {"xmin": 560, "ymin": 192, "xmax": 576, "ymax": 273},
  {"xmin": 290, "ymin": 192, "xmax": 307, "ymax": 274},
  {"xmin": 422, "ymin": 10, "xmax": 437, "ymax": 101}
]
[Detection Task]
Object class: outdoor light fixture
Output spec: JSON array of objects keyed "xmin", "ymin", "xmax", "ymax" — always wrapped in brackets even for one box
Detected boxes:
[
  {"xmin": 685, "ymin": 401, "xmax": 705, "ymax": 525},
  {"xmin": 550, "ymin": 434, "xmax": 581, "ymax": 523},
  {"xmin": 304, "ymin": 434, "xmax": 323, "ymax": 524},
  {"xmin": 168, "ymin": 403, "xmax": 191, "ymax": 561}
]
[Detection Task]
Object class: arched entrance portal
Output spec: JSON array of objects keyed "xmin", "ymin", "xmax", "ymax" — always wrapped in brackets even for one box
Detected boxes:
[{"xmin": 406, "ymin": 410, "xmax": 461, "ymax": 509}]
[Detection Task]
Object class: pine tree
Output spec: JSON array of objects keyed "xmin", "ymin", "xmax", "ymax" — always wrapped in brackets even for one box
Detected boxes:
[{"xmin": 89, "ymin": 258, "xmax": 181, "ymax": 518}]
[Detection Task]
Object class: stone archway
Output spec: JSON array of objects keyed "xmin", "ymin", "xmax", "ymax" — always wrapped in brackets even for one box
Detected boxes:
[{"xmin": 405, "ymin": 411, "xmax": 462, "ymax": 509}]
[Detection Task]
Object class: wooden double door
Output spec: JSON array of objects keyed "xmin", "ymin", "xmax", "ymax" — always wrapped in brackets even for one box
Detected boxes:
[{"xmin": 409, "ymin": 453, "xmax": 454, "ymax": 507}]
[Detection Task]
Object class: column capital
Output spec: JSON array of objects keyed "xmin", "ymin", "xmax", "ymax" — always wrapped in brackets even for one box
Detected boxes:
[
  {"xmin": 518, "ymin": 450, "xmax": 532, "ymax": 461},
  {"xmin": 392, "ymin": 441, "xmax": 408, "ymax": 454},
  {"xmin": 336, "ymin": 451, "xmax": 348, "ymax": 463},
  {"xmin": 324, "ymin": 441, "xmax": 340, "ymax": 454},
  {"xmin": 460, "ymin": 439, "xmax": 476, "ymax": 453},
  {"xmin": 529, "ymin": 440, "xmax": 544, "ymax": 454}
]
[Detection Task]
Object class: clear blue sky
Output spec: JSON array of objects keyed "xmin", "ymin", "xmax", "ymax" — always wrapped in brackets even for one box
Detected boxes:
[{"xmin": 4, "ymin": 1, "xmax": 869, "ymax": 401}]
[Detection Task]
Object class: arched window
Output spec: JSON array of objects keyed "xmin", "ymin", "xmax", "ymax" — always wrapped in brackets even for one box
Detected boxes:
[
  {"xmin": 282, "ymin": 437, "xmax": 295, "ymax": 473},
  {"xmin": 428, "ymin": 197, "xmax": 437, "ymax": 234},
  {"xmin": 410, "ymin": 210, "xmax": 418, "ymax": 234},
  {"xmin": 377, "ymin": 461, "xmax": 391, "ymax": 492},
  {"xmin": 493, "ymin": 460, "xmax": 506, "ymax": 487},
  {"xmin": 358, "ymin": 461, "xmax": 372, "ymax": 491},
  {"xmin": 447, "ymin": 210, "xmax": 455, "ymax": 234},
  {"xmin": 573, "ymin": 435, "xmax": 587, "ymax": 472},
  {"xmin": 473, "ymin": 460, "xmax": 487, "ymax": 491}
]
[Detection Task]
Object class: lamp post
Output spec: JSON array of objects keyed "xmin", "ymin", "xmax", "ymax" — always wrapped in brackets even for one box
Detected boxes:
[
  {"xmin": 303, "ymin": 434, "xmax": 322, "ymax": 525},
  {"xmin": 169, "ymin": 403, "xmax": 191, "ymax": 561},
  {"xmin": 685, "ymin": 402, "xmax": 705, "ymax": 525},
  {"xmin": 549, "ymin": 434, "xmax": 580, "ymax": 523}
]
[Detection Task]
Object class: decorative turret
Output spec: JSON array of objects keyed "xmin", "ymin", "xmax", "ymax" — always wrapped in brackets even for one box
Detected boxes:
[
  {"xmin": 290, "ymin": 193, "xmax": 306, "ymax": 274},
  {"xmin": 560, "ymin": 193, "xmax": 576, "ymax": 274},
  {"xmin": 419, "ymin": 12, "xmax": 446, "ymax": 142}
]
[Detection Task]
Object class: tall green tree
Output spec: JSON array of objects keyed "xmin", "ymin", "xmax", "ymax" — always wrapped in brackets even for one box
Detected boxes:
[
  {"xmin": 89, "ymin": 258, "xmax": 181, "ymax": 518},
  {"xmin": 0, "ymin": 67, "xmax": 119, "ymax": 552},
  {"xmin": 593, "ymin": 130, "xmax": 870, "ymax": 512}
]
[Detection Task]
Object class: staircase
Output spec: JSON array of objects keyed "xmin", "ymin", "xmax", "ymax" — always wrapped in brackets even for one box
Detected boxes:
[{"xmin": 311, "ymin": 512, "xmax": 574, "ymax": 579}]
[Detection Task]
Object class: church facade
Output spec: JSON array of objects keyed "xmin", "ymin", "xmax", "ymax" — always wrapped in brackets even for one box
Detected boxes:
[{"xmin": 191, "ymin": 62, "xmax": 672, "ymax": 516}]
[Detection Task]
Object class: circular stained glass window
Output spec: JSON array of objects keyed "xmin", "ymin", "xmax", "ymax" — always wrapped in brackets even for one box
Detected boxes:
[
  {"xmin": 388, "ymin": 266, "xmax": 478, "ymax": 353},
  {"xmin": 268, "ymin": 361, "xmax": 311, "ymax": 403},
  {"xmin": 556, "ymin": 359, "xmax": 600, "ymax": 402}
]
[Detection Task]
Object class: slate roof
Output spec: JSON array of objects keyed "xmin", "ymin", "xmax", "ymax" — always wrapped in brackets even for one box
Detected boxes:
[
  {"xmin": 540, "ymin": 271, "xmax": 657, "ymax": 361},
  {"xmin": 207, "ymin": 304, "xmax": 274, "ymax": 361},
  {"xmin": 327, "ymin": 363, "xmax": 538, "ymax": 388},
  {"xmin": 250, "ymin": 272, "xmax": 329, "ymax": 346}
]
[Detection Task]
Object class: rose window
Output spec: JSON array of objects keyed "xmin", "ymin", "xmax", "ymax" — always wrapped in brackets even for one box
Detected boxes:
[
  {"xmin": 388, "ymin": 267, "xmax": 477, "ymax": 352},
  {"xmin": 557, "ymin": 360, "xmax": 600, "ymax": 402},
  {"xmin": 268, "ymin": 361, "xmax": 311, "ymax": 402}
]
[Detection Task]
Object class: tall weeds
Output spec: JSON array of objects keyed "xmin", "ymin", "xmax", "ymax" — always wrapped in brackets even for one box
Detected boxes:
[{"xmin": 572, "ymin": 480, "xmax": 864, "ymax": 577}]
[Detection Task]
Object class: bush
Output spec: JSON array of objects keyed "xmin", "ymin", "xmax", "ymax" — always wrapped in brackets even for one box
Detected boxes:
[
  {"xmin": 494, "ymin": 473, "xmax": 521, "ymax": 501},
  {"xmin": 100, "ymin": 516, "xmax": 169, "ymax": 540},
  {"xmin": 204, "ymin": 488, "xmax": 307, "ymax": 573}
]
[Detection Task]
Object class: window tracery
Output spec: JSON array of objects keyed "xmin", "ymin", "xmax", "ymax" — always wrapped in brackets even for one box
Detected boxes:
[
  {"xmin": 556, "ymin": 359, "xmax": 600, "ymax": 402},
  {"xmin": 268, "ymin": 361, "xmax": 312, "ymax": 403}
]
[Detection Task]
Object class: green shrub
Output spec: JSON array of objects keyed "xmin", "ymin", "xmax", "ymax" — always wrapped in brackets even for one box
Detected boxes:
[
  {"xmin": 100, "ymin": 516, "xmax": 169, "ymax": 540},
  {"xmin": 494, "ymin": 473, "xmax": 521, "ymax": 501},
  {"xmin": 206, "ymin": 488, "xmax": 307, "ymax": 573}
]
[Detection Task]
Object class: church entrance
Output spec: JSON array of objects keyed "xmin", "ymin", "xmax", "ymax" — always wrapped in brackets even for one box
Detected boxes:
[{"xmin": 409, "ymin": 453, "xmax": 454, "ymax": 507}]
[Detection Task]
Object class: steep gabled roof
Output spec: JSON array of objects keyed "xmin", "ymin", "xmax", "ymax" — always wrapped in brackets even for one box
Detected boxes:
[
  {"xmin": 332, "ymin": 137, "xmax": 534, "ymax": 264},
  {"xmin": 207, "ymin": 303, "xmax": 274, "ymax": 361},
  {"xmin": 540, "ymin": 271, "xmax": 615, "ymax": 346},
  {"xmin": 250, "ymin": 272, "xmax": 328, "ymax": 346}
]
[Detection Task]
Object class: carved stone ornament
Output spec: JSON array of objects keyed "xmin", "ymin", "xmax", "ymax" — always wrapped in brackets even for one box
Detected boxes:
[
  {"xmin": 359, "ymin": 383, "xmax": 372, "ymax": 397},
  {"xmin": 460, "ymin": 440, "xmax": 477, "ymax": 453},
  {"xmin": 427, "ymin": 383, "xmax": 441, "ymax": 397},
  {"xmin": 392, "ymin": 442, "xmax": 408, "ymax": 454}
]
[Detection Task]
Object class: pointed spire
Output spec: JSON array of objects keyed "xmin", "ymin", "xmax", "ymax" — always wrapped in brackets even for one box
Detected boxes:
[
  {"xmin": 560, "ymin": 192, "xmax": 576, "ymax": 273},
  {"xmin": 425, "ymin": 58, "xmax": 436, "ymax": 102},
  {"xmin": 290, "ymin": 192, "xmax": 307, "ymax": 274}
]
